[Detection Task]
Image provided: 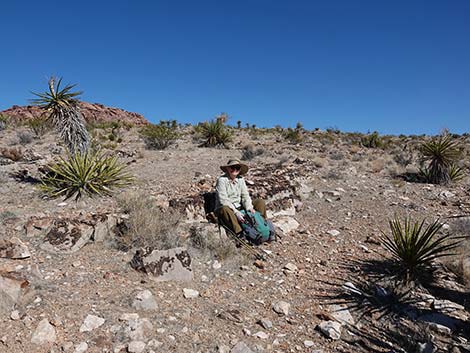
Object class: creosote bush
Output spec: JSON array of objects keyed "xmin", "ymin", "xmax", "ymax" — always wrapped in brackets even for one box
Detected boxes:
[
  {"xmin": 380, "ymin": 216, "xmax": 461, "ymax": 283},
  {"xmin": 361, "ymin": 131, "xmax": 382, "ymax": 148},
  {"xmin": 284, "ymin": 127, "xmax": 303, "ymax": 144},
  {"xmin": 140, "ymin": 123, "xmax": 179, "ymax": 150},
  {"xmin": 195, "ymin": 119, "xmax": 232, "ymax": 148},
  {"xmin": 16, "ymin": 131, "xmax": 34, "ymax": 145},
  {"xmin": 115, "ymin": 192, "xmax": 182, "ymax": 251},
  {"xmin": 0, "ymin": 114, "xmax": 9, "ymax": 131},
  {"xmin": 40, "ymin": 151, "xmax": 133, "ymax": 200},
  {"xmin": 27, "ymin": 116, "xmax": 50, "ymax": 137},
  {"xmin": 420, "ymin": 134, "xmax": 464, "ymax": 184}
]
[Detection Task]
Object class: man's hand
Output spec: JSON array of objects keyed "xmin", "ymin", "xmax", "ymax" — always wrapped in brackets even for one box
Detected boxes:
[{"xmin": 235, "ymin": 211, "xmax": 245, "ymax": 223}]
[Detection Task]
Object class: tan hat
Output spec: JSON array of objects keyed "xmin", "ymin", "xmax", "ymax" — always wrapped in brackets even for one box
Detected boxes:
[{"xmin": 220, "ymin": 159, "xmax": 249, "ymax": 176}]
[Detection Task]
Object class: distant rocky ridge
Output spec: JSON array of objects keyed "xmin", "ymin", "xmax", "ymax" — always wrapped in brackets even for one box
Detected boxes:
[{"xmin": 1, "ymin": 102, "xmax": 149, "ymax": 126}]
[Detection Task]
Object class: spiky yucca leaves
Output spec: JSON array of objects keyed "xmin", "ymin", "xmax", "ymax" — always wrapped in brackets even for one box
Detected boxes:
[
  {"xmin": 197, "ymin": 120, "xmax": 232, "ymax": 147},
  {"xmin": 420, "ymin": 134, "xmax": 463, "ymax": 184},
  {"xmin": 32, "ymin": 77, "xmax": 90, "ymax": 154},
  {"xmin": 40, "ymin": 151, "xmax": 133, "ymax": 200},
  {"xmin": 380, "ymin": 216, "xmax": 461, "ymax": 282}
]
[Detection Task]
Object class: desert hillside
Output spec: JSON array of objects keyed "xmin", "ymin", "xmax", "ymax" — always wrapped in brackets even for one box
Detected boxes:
[
  {"xmin": 0, "ymin": 108, "xmax": 469, "ymax": 353},
  {"xmin": 1, "ymin": 102, "xmax": 149, "ymax": 126}
]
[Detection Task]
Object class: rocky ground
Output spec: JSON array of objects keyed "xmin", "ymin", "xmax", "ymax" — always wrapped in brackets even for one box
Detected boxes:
[{"xmin": 0, "ymin": 118, "xmax": 469, "ymax": 353}]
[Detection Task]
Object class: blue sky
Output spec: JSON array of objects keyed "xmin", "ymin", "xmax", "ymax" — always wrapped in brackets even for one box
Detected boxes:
[{"xmin": 1, "ymin": 0, "xmax": 469, "ymax": 135}]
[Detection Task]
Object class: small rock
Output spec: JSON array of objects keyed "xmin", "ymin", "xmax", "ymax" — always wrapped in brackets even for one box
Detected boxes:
[
  {"xmin": 80, "ymin": 314, "xmax": 105, "ymax": 332},
  {"xmin": 253, "ymin": 260, "xmax": 265, "ymax": 269},
  {"xmin": 272, "ymin": 301, "xmax": 290, "ymax": 316},
  {"xmin": 428, "ymin": 322, "xmax": 452, "ymax": 335},
  {"xmin": 304, "ymin": 340, "xmax": 314, "ymax": 347},
  {"xmin": 253, "ymin": 331, "xmax": 269, "ymax": 339},
  {"xmin": 74, "ymin": 342, "xmax": 88, "ymax": 353},
  {"xmin": 128, "ymin": 341, "xmax": 146, "ymax": 353},
  {"xmin": 132, "ymin": 290, "xmax": 157, "ymax": 311},
  {"xmin": 318, "ymin": 320, "xmax": 341, "ymax": 340},
  {"xmin": 283, "ymin": 263, "xmax": 298, "ymax": 272},
  {"xmin": 31, "ymin": 318, "xmax": 56, "ymax": 345},
  {"xmin": 10, "ymin": 310, "xmax": 20, "ymax": 320},
  {"xmin": 218, "ymin": 344, "xmax": 230, "ymax": 353},
  {"xmin": 183, "ymin": 288, "xmax": 199, "ymax": 298},
  {"xmin": 147, "ymin": 339, "xmax": 163, "ymax": 348},
  {"xmin": 329, "ymin": 304, "xmax": 354, "ymax": 325},
  {"xmin": 212, "ymin": 260, "xmax": 222, "ymax": 269},
  {"xmin": 433, "ymin": 299, "xmax": 464, "ymax": 312},
  {"xmin": 257, "ymin": 318, "xmax": 272, "ymax": 329},
  {"xmin": 231, "ymin": 341, "xmax": 255, "ymax": 353},
  {"xmin": 327, "ymin": 230, "xmax": 340, "ymax": 236}
]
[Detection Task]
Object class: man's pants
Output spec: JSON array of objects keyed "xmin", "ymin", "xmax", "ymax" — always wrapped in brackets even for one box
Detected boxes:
[{"xmin": 215, "ymin": 199, "xmax": 266, "ymax": 234}]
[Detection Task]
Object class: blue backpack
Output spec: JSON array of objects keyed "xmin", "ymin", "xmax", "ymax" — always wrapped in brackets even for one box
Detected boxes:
[{"xmin": 240, "ymin": 210, "xmax": 275, "ymax": 244}]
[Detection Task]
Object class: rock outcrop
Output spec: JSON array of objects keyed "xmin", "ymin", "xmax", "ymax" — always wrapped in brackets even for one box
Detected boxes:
[{"xmin": 1, "ymin": 102, "xmax": 149, "ymax": 126}]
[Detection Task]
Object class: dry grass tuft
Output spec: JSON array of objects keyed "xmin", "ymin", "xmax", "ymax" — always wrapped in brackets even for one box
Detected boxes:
[
  {"xmin": 115, "ymin": 191, "xmax": 183, "ymax": 251},
  {"xmin": 189, "ymin": 225, "xmax": 248, "ymax": 263}
]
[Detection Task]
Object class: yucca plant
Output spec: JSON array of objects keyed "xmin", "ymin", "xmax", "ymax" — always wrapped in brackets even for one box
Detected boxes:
[
  {"xmin": 40, "ymin": 151, "xmax": 133, "ymax": 200},
  {"xmin": 420, "ymin": 134, "xmax": 463, "ymax": 184},
  {"xmin": 197, "ymin": 120, "xmax": 232, "ymax": 147},
  {"xmin": 31, "ymin": 77, "xmax": 90, "ymax": 154},
  {"xmin": 380, "ymin": 216, "xmax": 461, "ymax": 282}
]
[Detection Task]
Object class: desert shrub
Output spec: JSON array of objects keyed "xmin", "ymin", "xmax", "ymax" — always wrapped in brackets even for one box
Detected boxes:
[
  {"xmin": 0, "ymin": 147, "xmax": 23, "ymax": 161},
  {"xmin": 241, "ymin": 144, "xmax": 265, "ymax": 161},
  {"xmin": 115, "ymin": 192, "xmax": 182, "ymax": 251},
  {"xmin": 27, "ymin": 116, "xmax": 50, "ymax": 137},
  {"xmin": 0, "ymin": 114, "xmax": 9, "ymax": 131},
  {"xmin": 40, "ymin": 151, "xmax": 133, "ymax": 200},
  {"xmin": 284, "ymin": 127, "xmax": 303, "ymax": 144},
  {"xmin": 380, "ymin": 216, "xmax": 461, "ymax": 283},
  {"xmin": 195, "ymin": 120, "xmax": 232, "ymax": 148},
  {"xmin": 31, "ymin": 77, "xmax": 90, "ymax": 154},
  {"xmin": 326, "ymin": 126, "xmax": 341, "ymax": 134},
  {"xmin": 419, "ymin": 134, "xmax": 464, "ymax": 184},
  {"xmin": 361, "ymin": 131, "xmax": 382, "ymax": 148},
  {"xmin": 140, "ymin": 123, "xmax": 179, "ymax": 150},
  {"xmin": 16, "ymin": 131, "xmax": 34, "ymax": 145}
]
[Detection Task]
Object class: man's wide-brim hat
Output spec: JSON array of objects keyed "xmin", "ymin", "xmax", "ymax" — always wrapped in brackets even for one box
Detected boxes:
[{"xmin": 220, "ymin": 159, "xmax": 249, "ymax": 176}]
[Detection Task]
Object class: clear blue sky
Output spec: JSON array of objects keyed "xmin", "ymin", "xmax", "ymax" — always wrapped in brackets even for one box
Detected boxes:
[{"xmin": 1, "ymin": 0, "xmax": 469, "ymax": 135}]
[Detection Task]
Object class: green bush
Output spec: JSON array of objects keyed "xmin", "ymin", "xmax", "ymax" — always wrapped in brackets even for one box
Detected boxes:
[
  {"xmin": 361, "ymin": 131, "xmax": 382, "ymax": 148},
  {"xmin": 0, "ymin": 114, "xmax": 9, "ymax": 130},
  {"xmin": 420, "ymin": 134, "xmax": 464, "ymax": 184},
  {"xmin": 27, "ymin": 116, "xmax": 50, "ymax": 137},
  {"xmin": 140, "ymin": 123, "xmax": 179, "ymax": 150},
  {"xmin": 284, "ymin": 127, "xmax": 303, "ymax": 144},
  {"xmin": 40, "ymin": 151, "xmax": 133, "ymax": 200},
  {"xmin": 196, "ymin": 120, "xmax": 232, "ymax": 148},
  {"xmin": 380, "ymin": 216, "xmax": 461, "ymax": 282}
]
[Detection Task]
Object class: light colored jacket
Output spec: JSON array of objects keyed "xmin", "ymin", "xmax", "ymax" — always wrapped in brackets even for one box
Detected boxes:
[{"xmin": 216, "ymin": 175, "xmax": 253, "ymax": 215}]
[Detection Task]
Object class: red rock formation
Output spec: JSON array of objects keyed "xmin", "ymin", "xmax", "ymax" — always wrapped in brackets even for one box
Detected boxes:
[{"xmin": 1, "ymin": 102, "xmax": 149, "ymax": 126}]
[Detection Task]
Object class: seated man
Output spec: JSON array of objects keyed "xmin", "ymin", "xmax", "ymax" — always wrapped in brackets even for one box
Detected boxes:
[{"xmin": 215, "ymin": 158, "xmax": 266, "ymax": 235}]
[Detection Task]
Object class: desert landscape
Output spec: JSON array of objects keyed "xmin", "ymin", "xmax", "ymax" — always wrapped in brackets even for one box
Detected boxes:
[{"xmin": 0, "ymin": 98, "xmax": 469, "ymax": 353}]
